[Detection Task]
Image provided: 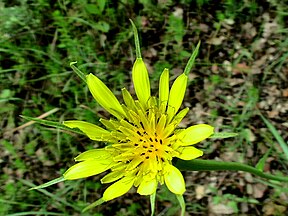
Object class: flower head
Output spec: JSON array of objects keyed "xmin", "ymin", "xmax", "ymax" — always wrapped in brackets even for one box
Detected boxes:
[{"xmin": 63, "ymin": 22, "xmax": 214, "ymax": 210}]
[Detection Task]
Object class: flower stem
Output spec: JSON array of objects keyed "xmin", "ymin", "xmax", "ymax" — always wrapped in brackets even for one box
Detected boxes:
[{"xmin": 174, "ymin": 159, "xmax": 288, "ymax": 182}]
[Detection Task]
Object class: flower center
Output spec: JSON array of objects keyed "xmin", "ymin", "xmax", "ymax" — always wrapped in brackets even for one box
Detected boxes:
[{"xmin": 134, "ymin": 129, "xmax": 173, "ymax": 163}]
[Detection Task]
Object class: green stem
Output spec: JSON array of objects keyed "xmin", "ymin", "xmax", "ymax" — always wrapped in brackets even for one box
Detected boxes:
[
  {"xmin": 129, "ymin": 19, "xmax": 142, "ymax": 58},
  {"xmin": 174, "ymin": 159, "xmax": 288, "ymax": 182}
]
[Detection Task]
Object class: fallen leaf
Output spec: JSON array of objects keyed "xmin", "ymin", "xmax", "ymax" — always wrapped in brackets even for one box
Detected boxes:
[
  {"xmin": 252, "ymin": 183, "xmax": 267, "ymax": 198},
  {"xmin": 263, "ymin": 202, "xmax": 286, "ymax": 215},
  {"xmin": 232, "ymin": 62, "xmax": 251, "ymax": 74},
  {"xmin": 207, "ymin": 36, "xmax": 226, "ymax": 45},
  {"xmin": 195, "ymin": 185, "xmax": 205, "ymax": 200},
  {"xmin": 210, "ymin": 203, "xmax": 235, "ymax": 215},
  {"xmin": 282, "ymin": 88, "xmax": 288, "ymax": 97}
]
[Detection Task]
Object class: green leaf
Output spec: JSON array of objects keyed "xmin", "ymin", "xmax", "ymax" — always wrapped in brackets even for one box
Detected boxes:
[
  {"xmin": 82, "ymin": 198, "xmax": 105, "ymax": 212},
  {"xmin": 97, "ymin": 0, "xmax": 106, "ymax": 13},
  {"xmin": 150, "ymin": 192, "xmax": 156, "ymax": 216},
  {"xmin": 70, "ymin": 62, "xmax": 87, "ymax": 83},
  {"xmin": 29, "ymin": 177, "xmax": 65, "ymax": 190},
  {"xmin": 209, "ymin": 132, "xmax": 238, "ymax": 139},
  {"xmin": 176, "ymin": 194, "xmax": 185, "ymax": 216},
  {"xmin": 20, "ymin": 115, "xmax": 85, "ymax": 135},
  {"xmin": 129, "ymin": 19, "xmax": 141, "ymax": 58},
  {"xmin": 85, "ymin": 1, "xmax": 106, "ymax": 15},
  {"xmin": 256, "ymin": 148, "xmax": 272, "ymax": 171},
  {"xmin": 183, "ymin": 41, "xmax": 200, "ymax": 76},
  {"xmin": 85, "ymin": 4, "xmax": 100, "ymax": 15},
  {"xmin": 260, "ymin": 113, "xmax": 288, "ymax": 160},
  {"xmin": 93, "ymin": 21, "xmax": 110, "ymax": 33}
]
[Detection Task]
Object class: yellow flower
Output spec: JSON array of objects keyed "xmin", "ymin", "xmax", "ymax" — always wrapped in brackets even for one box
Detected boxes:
[
  {"xmin": 59, "ymin": 22, "xmax": 214, "ymax": 213},
  {"xmin": 63, "ymin": 58, "xmax": 214, "ymax": 205}
]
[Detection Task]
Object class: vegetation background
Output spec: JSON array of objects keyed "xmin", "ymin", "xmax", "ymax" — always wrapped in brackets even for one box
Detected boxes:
[{"xmin": 1, "ymin": 0, "xmax": 287, "ymax": 215}]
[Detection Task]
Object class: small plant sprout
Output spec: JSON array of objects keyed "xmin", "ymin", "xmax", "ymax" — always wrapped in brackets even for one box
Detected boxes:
[{"xmin": 27, "ymin": 20, "xmax": 288, "ymax": 215}]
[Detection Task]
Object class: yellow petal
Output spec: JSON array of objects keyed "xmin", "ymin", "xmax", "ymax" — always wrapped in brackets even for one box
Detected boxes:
[
  {"xmin": 156, "ymin": 114, "xmax": 167, "ymax": 134},
  {"xmin": 167, "ymin": 74, "xmax": 187, "ymax": 121},
  {"xmin": 63, "ymin": 120, "xmax": 109, "ymax": 141},
  {"xmin": 103, "ymin": 177, "xmax": 135, "ymax": 201},
  {"xmin": 86, "ymin": 73, "xmax": 126, "ymax": 119},
  {"xmin": 132, "ymin": 58, "xmax": 151, "ymax": 108},
  {"xmin": 101, "ymin": 170, "xmax": 124, "ymax": 184},
  {"xmin": 171, "ymin": 107, "xmax": 189, "ymax": 125},
  {"xmin": 176, "ymin": 146, "xmax": 203, "ymax": 160},
  {"xmin": 159, "ymin": 68, "xmax": 169, "ymax": 108},
  {"xmin": 121, "ymin": 88, "xmax": 136, "ymax": 110},
  {"xmin": 63, "ymin": 159, "xmax": 113, "ymax": 180},
  {"xmin": 178, "ymin": 124, "xmax": 214, "ymax": 145},
  {"xmin": 74, "ymin": 148, "xmax": 111, "ymax": 161},
  {"xmin": 164, "ymin": 164, "xmax": 185, "ymax": 195},
  {"xmin": 137, "ymin": 179, "xmax": 157, "ymax": 195}
]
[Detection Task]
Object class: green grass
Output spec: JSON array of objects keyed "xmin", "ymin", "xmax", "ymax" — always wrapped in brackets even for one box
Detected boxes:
[{"xmin": 1, "ymin": 0, "xmax": 288, "ymax": 215}]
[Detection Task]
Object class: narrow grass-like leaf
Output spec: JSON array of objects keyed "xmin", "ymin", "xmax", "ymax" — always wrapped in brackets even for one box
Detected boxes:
[
  {"xmin": 260, "ymin": 113, "xmax": 288, "ymax": 160},
  {"xmin": 209, "ymin": 132, "xmax": 238, "ymax": 139},
  {"xmin": 20, "ymin": 179, "xmax": 81, "ymax": 211},
  {"xmin": 176, "ymin": 194, "xmax": 185, "ymax": 216},
  {"xmin": 20, "ymin": 115, "xmax": 84, "ymax": 135},
  {"xmin": 70, "ymin": 62, "xmax": 87, "ymax": 83},
  {"xmin": 7, "ymin": 212, "xmax": 65, "ymax": 216},
  {"xmin": 0, "ymin": 199, "xmax": 38, "ymax": 207},
  {"xmin": 175, "ymin": 159, "xmax": 288, "ymax": 182},
  {"xmin": 82, "ymin": 198, "xmax": 105, "ymax": 212},
  {"xmin": 129, "ymin": 19, "xmax": 141, "ymax": 58},
  {"xmin": 256, "ymin": 148, "xmax": 272, "ymax": 171},
  {"xmin": 29, "ymin": 177, "xmax": 65, "ymax": 190},
  {"xmin": 183, "ymin": 41, "xmax": 200, "ymax": 76},
  {"xmin": 150, "ymin": 192, "xmax": 156, "ymax": 216}
]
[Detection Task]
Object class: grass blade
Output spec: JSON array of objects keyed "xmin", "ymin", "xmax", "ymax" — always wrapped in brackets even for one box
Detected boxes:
[
  {"xmin": 20, "ymin": 115, "xmax": 84, "ymax": 135},
  {"xmin": 70, "ymin": 62, "xmax": 87, "ymax": 83},
  {"xmin": 7, "ymin": 212, "xmax": 65, "ymax": 216},
  {"xmin": 260, "ymin": 113, "xmax": 288, "ymax": 160},
  {"xmin": 20, "ymin": 179, "xmax": 81, "ymax": 211},
  {"xmin": 256, "ymin": 148, "xmax": 272, "ymax": 171}
]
